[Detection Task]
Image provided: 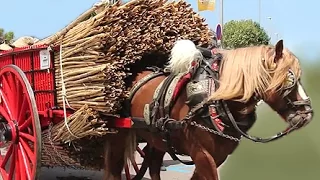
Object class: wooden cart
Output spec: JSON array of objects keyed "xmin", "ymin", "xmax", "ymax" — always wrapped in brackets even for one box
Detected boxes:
[{"xmin": 0, "ymin": 45, "xmax": 146, "ymax": 180}]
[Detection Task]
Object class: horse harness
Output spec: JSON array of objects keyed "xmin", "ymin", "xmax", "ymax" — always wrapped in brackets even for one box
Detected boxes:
[
  {"xmin": 127, "ymin": 47, "xmax": 247, "ymax": 165},
  {"xmin": 126, "ymin": 46, "xmax": 312, "ymax": 165}
]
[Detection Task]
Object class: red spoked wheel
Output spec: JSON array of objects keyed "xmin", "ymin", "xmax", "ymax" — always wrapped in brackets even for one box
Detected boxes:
[
  {"xmin": 0, "ymin": 65, "xmax": 41, "ymax": 180},
  {"xmin": 124, "ymin": 144, "xmax": 149, "ymax": 180}
]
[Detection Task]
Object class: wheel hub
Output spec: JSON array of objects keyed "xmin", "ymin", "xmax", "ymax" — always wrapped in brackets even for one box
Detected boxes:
[{"xmin": 0, "ymin": 122, "xmax": 14, "ymax": 142}]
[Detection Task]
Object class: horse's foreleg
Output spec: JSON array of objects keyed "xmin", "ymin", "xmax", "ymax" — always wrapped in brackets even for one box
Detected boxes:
[
  {"xmin": 189, "ymin": 146, "xmax": 219, "ymax": 180},
  {"xmin": 148, "ymin": 147, "xmax": 166, "ymax": 180},
  {"xmin": 191, "ymin": 169, "xmax": 202, "ymax": 180},
  {"xmin": 103, "ymin": 130, "xmax": 131, "ymax": 180}
]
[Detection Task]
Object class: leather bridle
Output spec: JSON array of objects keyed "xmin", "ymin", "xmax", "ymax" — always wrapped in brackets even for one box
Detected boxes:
[{"xmin": 182, "ymin": 47, "xmax": 313, "ymax": 143}]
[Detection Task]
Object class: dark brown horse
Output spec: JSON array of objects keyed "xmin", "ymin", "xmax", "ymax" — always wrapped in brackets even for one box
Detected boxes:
[{"xmin": 103, "ymin": 39, "xmax": 313, "ymax": 180}]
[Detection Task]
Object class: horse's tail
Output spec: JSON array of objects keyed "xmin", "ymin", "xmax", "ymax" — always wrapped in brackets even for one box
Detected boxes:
[
  {"xmin": 124, "ymin": 130, "xmax": 137, "ymax": 165},
  {"xmin": 103, "ymin": 130, "xmax": 136, "ymax": 179}
]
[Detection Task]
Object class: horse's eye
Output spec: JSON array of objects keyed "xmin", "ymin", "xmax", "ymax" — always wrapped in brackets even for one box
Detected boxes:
[{"xmin": 284, "ymin": 70, "xmax": 295, "ymax": 89}]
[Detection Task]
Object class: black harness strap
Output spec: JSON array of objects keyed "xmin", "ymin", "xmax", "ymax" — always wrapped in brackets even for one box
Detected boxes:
[
  {"xmin": 128, "ymin": 68, "xmax": 166, "ymax": 103},
  {"xmin": 159, "ymin": 74, "xmax": 176, "ymax": 118},
  {"xmin": 149, "ymin": 74, "xmax": 176, "ymax": 127},
  {"xmin": 149, "ymin": 72, "xmax": 195, "ymax": 165}
]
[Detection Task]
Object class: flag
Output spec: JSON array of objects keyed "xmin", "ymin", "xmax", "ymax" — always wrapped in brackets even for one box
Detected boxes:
[{"xmin": 197, "ymin": 0, "xmax": 216, "ymax": 12}]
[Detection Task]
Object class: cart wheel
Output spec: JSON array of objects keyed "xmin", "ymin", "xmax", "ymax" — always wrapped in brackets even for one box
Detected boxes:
[
  {"xmin": 0, "ymin": 65, "xmax": 41, "ymax": 180},
  {"xmin": 124, "ymin": 144, "xmax": 149, "ymax": 180}
]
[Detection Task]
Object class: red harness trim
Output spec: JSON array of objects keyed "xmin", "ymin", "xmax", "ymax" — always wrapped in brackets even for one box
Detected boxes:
[
  {"xmin": 215, "ymin": 118, "xmax": 225, "ymax": 131},
  {"xmin": 211, "ymin": 48, "xmax": 218, "ymax": 55},
  {"xmin": 172, "ymin": 71, "xmax": 224, "ymax": 132},
  {"xmin": 209, "ymin": 106, "xmax": 225, "ymax": 131},
  {"xmin": 114, "ymin": 117, "xmax": 132, "ymax": 128},
  {"xmin": 172, "ymin": 73, "xmax": 191, "ymax": 99}
]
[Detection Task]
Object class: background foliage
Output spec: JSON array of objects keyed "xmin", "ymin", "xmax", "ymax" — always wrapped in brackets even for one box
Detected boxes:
[
  {"xmin": 219, "ymin": 63, "xmax": 320, "ymax": 180},
  {"xmin": 0, "ymin": 28, "xmax": 15, "ymax": 44},
  {"xmin": 220, "ymin": 27, "xmax": 319, "ymax": 179},
  {"xmin": 219, "ymin": 20, "xmax": 319, "ymax": 180},
  {"xmin": 222, "ymin": 19, "xmax": 270, "ymax": 48}
]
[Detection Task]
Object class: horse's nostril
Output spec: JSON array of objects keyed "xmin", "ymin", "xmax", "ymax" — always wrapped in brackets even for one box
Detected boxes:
[{"xmin": 306, "ymin": 113, "xmax": 313, "ymax": 121}]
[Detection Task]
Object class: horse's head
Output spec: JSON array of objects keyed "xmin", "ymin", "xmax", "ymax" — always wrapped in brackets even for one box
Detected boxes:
[
  {"xmin": 209, "ymin": 39, "xmax": 313, "ymax": 132},
  {"xmin": 257, "ymin": 40, "xmax": 313, "ymax": 128}
]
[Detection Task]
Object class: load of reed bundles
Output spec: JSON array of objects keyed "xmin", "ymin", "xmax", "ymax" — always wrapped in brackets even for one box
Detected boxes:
[
  {"xmin": 38, "ymin": 1, "xmax": 215, "ymax": 165},
  {"xmin": 37, "ymin": 0, "xmax": 214, "ymax": 116}
]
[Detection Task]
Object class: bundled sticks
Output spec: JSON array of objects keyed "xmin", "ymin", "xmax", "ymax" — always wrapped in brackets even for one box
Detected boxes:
[
  {"xmin": 50, "ymin": 104, "xmax": 111, "ymax": 143},
  {"xmin": 37, "ymin": 0, "xmax": 214, "ymax": 116},
  {"xmin": 41, "ymin": 104, "xmax": 111, "ymax": 168}
]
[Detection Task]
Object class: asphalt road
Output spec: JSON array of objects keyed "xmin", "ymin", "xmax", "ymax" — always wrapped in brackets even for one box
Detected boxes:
[
  {"xmin": 39, "ymin": 143, "xmax": 196, "ymax": 180},
  {"xmin": 39, "ymin": 154, "xmax": 195, "ymax": 180},
  {"xmin": 0, "ymin": 143, "xmax": 225, "ymax": 180},
  {"xmin": 3, "ymin": 143, "xmax": 226, "ymax": 180}
]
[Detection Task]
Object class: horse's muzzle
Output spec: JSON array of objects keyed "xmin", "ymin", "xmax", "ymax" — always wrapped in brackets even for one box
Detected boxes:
[{"xmin": 287, "ymin": 107, "xmax": 313, "ymax": 128}]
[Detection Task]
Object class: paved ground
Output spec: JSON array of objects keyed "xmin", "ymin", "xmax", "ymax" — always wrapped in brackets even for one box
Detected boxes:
[
  {"xmin": 39, "ymin": 143, "xmax": 196, "ymax": 180},
  {"xmin": 40, "ymin": 155, "xmax": 195, "ymax": 180},
  {"xmin": 3, "ymin": 143, "xmax": 219, "ymax": 180}
]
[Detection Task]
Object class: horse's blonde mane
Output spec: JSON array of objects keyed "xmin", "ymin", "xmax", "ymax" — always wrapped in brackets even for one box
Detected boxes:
[
  {"xmin": 210, "ymin": 45, "xmax": 302, "ymax": 102},
  {"xmin": 167, "ymin": 40, "xmax": 302, "ymax": 103}
]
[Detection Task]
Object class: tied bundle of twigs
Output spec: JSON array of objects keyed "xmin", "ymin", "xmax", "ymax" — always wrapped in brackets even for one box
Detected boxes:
[
  {"xmin": 50, "ymin": 104, "xmax": 111, "ymax": 143},
  {"xmin": 41, "ymin": 131, "xmax": 106, "ymax": 169},
  {"xmin": 38, "ymin": 0, "xmax": 214, "ymax": 115}
]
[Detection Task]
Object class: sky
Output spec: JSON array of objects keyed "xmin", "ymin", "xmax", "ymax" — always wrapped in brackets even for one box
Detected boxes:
[{"xmin": 0, "ymin": 0, "xmax": 319, "ymax": 61}]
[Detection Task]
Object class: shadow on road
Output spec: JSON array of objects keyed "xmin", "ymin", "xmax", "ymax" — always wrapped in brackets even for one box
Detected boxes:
[
  {"xmin": 54, "ymin": 175, "xmax": 151, "ymax": 180},
  {"xmin": 163, "ymin": 160, "xmax": 181, "ymax": 167},
  {"xmin": 56, "ymin": 176, "xmax": 92, "ymax": 180}
]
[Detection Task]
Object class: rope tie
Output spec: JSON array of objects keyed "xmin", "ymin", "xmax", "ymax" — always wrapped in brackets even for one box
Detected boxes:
[{"xmin": 59, "ymin": 44, "xmax": 80, "ymax": 139}]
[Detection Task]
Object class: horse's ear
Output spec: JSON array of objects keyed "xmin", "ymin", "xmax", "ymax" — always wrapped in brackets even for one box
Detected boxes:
[{"xmin": 274, "ymin": 39, "xmax": 284, "ymax": 62}]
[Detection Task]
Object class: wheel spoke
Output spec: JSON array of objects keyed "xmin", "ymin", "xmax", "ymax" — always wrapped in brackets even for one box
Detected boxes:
[
  {"xmin": 0, "ymin": 169, "xmax": 8, "ymax": 180},
  {"xmin": 18, "ymin": 143, "xmax": 32, "ymax": 180},
  {"xmin": 15, "ymin": 81, "xmax": 22, "ymax": 121},
  {"xmin": 0, "ymin": 144, "xmax": 13, "ymax": 168},
  {"xmin": 125, "ymin": 164, "xmax": 130, "ymax": 180},
  {"xmin": 0, "ymin": 107, "xmax": 11, "ymax": 123},
  {"xmin": 19, "ymin": 137, "xmax": 35, "ymax": 164},
  {"xmin": 132, "ymin": 159, "xmax": 139, "ymax": 173},
  {"xmin": 17, "ymin": 96, "xmax": 28, "ymax": 125},
  {"xmin": 6, "ymin": 74, "xmax": 17, "ymax": 119},
  {"xmin": 6, "ymin": 74, "xmax": 17, "ymax": 96},
  {"xmin": 8, "ymin": 145, "xmax": 16, "ymax": 180},
  {"xmin": 17, "ymin": 148, "xmax": 27, "ymax": 180},
  {"xmin": 137, "ymin": 147, "xmax": 145, "ymax": 157},
  {"xmin": 1, "ymin": 76, "xmax": 11, "ymax": 95},
  {"xmin": 19, "ymin": 133, "xmax": 35, "ymax": 143},
  {"xmin": 0, "ymin": 90, "xmax": 13, "ymax": 120},
  {"xmin": 1, "ymin": 75, "xmax": 17, "ymax": 120},
  {"xmin": 15, "ymin": 149, "xmax": 21, "ymax": 180},
  {"xmin": 19, "ymin": 117, "xmax": 32, "ymax": 131}
]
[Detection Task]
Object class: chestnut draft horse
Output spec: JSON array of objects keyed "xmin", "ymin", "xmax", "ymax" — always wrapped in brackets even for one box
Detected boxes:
[{"xmin": 103, "ymin": 39, "xmax": 314, "ymax": 180}]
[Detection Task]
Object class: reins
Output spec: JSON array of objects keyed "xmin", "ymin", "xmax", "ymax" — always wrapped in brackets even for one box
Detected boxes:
[{"xmin": 178, "ymin": 50, "xmax": 313, "ymax": 143}]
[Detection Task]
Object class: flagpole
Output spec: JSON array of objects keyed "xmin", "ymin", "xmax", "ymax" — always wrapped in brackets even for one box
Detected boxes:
[
  {"xmin": 259, "ymin": 0, "xmax": 261, "ymax": 24},
  {"xmin": 220, "ymin": 0, "xmax": 224, "ymax": 47}
]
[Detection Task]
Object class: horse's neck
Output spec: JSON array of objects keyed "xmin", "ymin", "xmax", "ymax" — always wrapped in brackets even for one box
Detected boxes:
[{"xmin": 225, "ymin": 100, "xmax": 257, "ymax": 132}]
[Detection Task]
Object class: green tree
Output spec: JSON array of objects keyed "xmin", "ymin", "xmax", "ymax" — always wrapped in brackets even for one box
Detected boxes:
[
  {"xmin": 0, "ymin": 28, "xmax": 15, "ymax": 44},
  {"xmin": 222, "ymin": 19, "xmax": 270, "ymax": 49}
]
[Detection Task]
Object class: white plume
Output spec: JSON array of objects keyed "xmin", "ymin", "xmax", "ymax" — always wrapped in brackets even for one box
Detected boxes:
[{"xmin": 167, "ymin": 39, "xmax": 203, "ymax": 75}]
